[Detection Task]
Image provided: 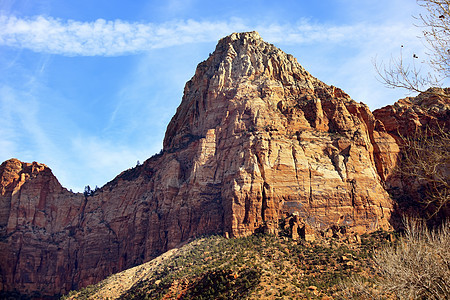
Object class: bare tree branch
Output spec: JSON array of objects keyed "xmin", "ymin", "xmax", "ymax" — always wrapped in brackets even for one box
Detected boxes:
[
  {"xmin": 417, "ymin": 0, "xmax": 450, "ymax": 77},
  {"xmin": 375, "ymin": 0, "xmax": 450, "ymax": 98},
  {"xmin": 396, "ymin": 125, "xmax": 450, "ymax": 220},
  {"xmin": 340, "ymin": 219, "xmax": 450, "ymax": 299}
]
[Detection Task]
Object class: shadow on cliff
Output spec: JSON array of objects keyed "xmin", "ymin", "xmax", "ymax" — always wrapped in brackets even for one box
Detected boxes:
[
  {"xmin": 383, "ymin": 126, "xmax": 449, "ymax": 229},
  {"xmin": 385, "ymin": 177, "xmax": 449, "ymax": 229}
]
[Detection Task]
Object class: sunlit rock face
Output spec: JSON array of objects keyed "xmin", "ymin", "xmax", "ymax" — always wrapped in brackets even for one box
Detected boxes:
[
  {"xmin": 163, "ymin": 31, "xmax": 395, "ymax": 237},
  {"xmin": 0, "ymin": 31, "xmax": 413, "ymax": 297}
]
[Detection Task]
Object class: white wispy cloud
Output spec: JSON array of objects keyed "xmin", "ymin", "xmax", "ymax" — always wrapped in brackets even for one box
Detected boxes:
[
  {"xmin": 0, "ymin": 15, "xmax": 247, "ymax": 55},
  {"xmin": 0, "ymin": 14, "xmax": 418, "ymax": 56}
]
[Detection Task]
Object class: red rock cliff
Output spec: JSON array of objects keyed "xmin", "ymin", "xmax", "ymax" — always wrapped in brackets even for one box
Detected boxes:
[
  {"xmin": 1, "ymin": 31, "xmax": 406, "ymax": 297},
  {"xmin": 373, "ymin": 88, "xmax": 450, "ymax": 223},
  {"xmin": 373, "ymin": 87, "xmax": 450, "ymax": 138},
  {"xmin": 0, "ymin": 159, "xmax": 84, "ymax": 296}
]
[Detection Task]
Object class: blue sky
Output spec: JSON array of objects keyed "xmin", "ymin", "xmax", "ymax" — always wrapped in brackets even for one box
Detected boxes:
[{"xmin": 0, "ymin": 0, "xmax": 438, "ymax": 192}]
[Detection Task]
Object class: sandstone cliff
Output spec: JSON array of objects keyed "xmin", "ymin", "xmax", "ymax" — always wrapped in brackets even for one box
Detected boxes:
[
  {"xmin": 373, "ymin": 87, "xmax": 450, "ymax": 138},
  {"xmin": 373, "ymin": 88, "xmax": 450, "ymax": 223},
  {"xmin": 0, "ymin": 31, "xmax": 437, "ymax": 297},
  {"xmin": 0, "ymin": 159, "xmax": 84, "ymax": 296}
]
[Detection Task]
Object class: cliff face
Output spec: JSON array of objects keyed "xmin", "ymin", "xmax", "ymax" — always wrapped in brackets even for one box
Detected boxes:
[
  {"xmin": 373, "ymin": 88, "xmax": 450, "ymax": 223},
  {"xmin": 373, "ymin": 89, "xmax": 449, "ymax": 188},
  {"xmin": 162, "ymin": 31, "xmax": 396, "ymax": 237},
  {"xmin": 0, "ymin": 159, "xmax": 84, "ymax": 295},
  {"xmin": 373, "ymin": 87, "xmax": 450, "ymax": 138},
  {"xmin": 0, "ymin": 31, "xmax": 411, "ymax": 297}
]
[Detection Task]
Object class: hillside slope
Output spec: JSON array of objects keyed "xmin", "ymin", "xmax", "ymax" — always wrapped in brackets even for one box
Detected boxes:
[{"xmin": 63, "ymin": 231, "xmax": 394, "ymax": 300}]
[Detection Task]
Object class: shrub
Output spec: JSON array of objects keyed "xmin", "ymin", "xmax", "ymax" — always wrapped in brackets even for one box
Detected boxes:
[
  {"xmin": 395, "ymin": 126, "xmax": 449, "ymax": 224},
  {"xmin": 374, "ymin": 219, "xmax": 449, "ymax": 299},
  {"xmin": 340, "ymin": 218, "xmax": 450, "ymax": 299}
]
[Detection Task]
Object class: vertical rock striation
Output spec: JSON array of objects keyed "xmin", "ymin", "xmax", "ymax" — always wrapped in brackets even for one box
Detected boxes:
[
  {"xmin": 163, "ymin": 31, "xmax": 395, "ymax": 237},
  {"xmin": 0, "ymin": 31, "xmax": 413, "ymax": 297},
  {"xmin": 0, "ymin": 159, "xmax": 84, "ymax": 295}
]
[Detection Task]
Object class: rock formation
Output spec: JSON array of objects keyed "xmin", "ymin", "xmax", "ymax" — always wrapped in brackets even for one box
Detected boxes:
[
  {"xmin": 1, "ymin": 31, "xmax": 445, "ymax": 297},
  {"xmin": 373, "ymin": 87, "xmax": 450, "ymax": 138},
  {"xmin": 373, "ymin": 88, "xmax": 450, "ymax": 223},
  {"xmin": 0, "ymin": 159, "xmax": 84, "ymax": 296}
]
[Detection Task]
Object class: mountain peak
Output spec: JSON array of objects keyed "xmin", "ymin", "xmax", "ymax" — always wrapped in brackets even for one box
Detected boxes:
[
  {"xmin": 163, "ymin": 31, "xmax": 325, "ymax": 150},
  {"xmin": 215, "ymin": 31, "xmax": 265, "ymax": 52},
  {"xmin": 221, "ymin": 30, "xmax": 262, "ymax": 42},
  {"xmin": 206, "ymin": 30, "xmax": 317, "ymax": 86}
]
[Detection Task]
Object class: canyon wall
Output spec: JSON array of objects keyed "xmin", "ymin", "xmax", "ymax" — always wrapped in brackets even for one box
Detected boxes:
[{"xmin": 1, "ymin": 31, "xmax": 447, "ymax": 297}]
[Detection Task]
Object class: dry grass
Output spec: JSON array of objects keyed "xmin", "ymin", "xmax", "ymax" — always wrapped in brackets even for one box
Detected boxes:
[{"xmin": 340, "ymin": 219, "xmax": 450, "ymax": 300}]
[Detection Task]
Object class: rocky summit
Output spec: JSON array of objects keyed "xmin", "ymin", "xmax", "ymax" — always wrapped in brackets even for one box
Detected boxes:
[{"xmin": 0, "ymin": 31, "xmax": 448, "ymax": 298}]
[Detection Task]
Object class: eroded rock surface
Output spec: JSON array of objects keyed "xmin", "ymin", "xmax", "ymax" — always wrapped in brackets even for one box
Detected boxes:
[
  {"xmin": 0, "ymin": 159, "xmax": 84, "ymax": 296},
  {"xmin": 373, "ymin": 87, "xmax": 450, "ymax": 138},
  {"xmin": 0, "ymin": 31, "xmax": 436, "ymax": 297}
]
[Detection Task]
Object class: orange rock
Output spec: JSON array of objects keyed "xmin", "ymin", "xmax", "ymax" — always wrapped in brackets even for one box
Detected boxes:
[
  {"xmin": 373, "ymin": 88, "xmax": 450, "ymax": 138},
  {"xmin": 373, "ymin": 89, "xmax": 450, "ymax": 221},
  {"xmin": 0, "ymin": 158, "xmax": 84, "ymax": 294}
]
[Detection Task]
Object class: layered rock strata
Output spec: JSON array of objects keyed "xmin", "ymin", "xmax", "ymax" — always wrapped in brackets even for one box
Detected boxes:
[
  {"xmin": 1, "ymin": 31, "xmax": 407, "ymax": 297},
  {"xmin": 373, "ymin": 87, "xmax": 450, "ymax": 138}
]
